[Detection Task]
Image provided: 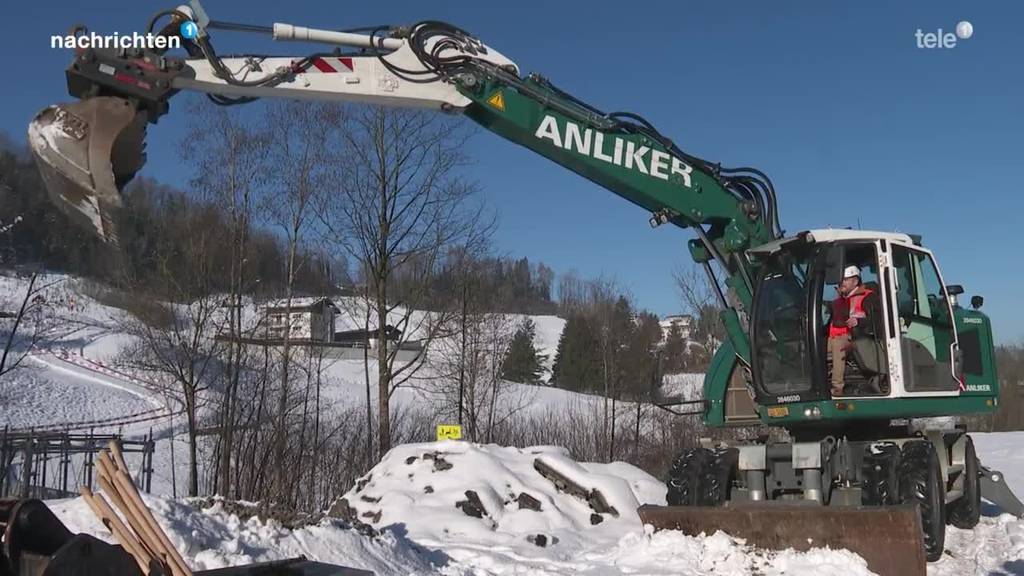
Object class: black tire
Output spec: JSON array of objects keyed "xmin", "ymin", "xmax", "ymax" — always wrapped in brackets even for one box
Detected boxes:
[
  {"xmin": 861, "ymin": 443, "xmax": 901, "ymax": 505},
  {"xmin": 947, "ymin": 435, "xmax": 981, "ymax": 529},
  {"xmin": 701, "ymin": 448, "xmax": 738, "ymax": 505},
  {"xmin": 899, "ymin": 440, "xmax": 946, "ymax": 562},
  {"xmin": 667, "ymin": 448, "xmax": 737, "ymax": 506}
]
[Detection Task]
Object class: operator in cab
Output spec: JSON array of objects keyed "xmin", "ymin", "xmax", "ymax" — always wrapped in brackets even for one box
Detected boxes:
[{"xmin": 828, "ymin": 265, "xmax": 879, "ymax": 396}]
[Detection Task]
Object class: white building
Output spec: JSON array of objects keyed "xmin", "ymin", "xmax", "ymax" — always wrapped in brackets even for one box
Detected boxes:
[
  {"xmin": 263, "ymin": 297, "xmax": 337, "ymax": 342},
  {"xmin": 659, "ymin": 314, "xmax": 693, "ymax": 341}
]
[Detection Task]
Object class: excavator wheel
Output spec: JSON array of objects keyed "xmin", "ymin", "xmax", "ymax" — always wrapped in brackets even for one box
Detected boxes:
[
  {"xmin": 667, "ymin": 448, "xmax": 706, "ymax": 505},
  {"xmin": 862, "ymin": 443, "xmax": 901, "ymax": 505},
  {"xmin": 666, "ymin": 448, "xmax": 736, "ymax": 506},
  {"xmin": 947, "ymin": 435, "xmax": 981, "ymax": 529},
  {"xmin": 899, "ymin": 440, "xmax": 946, "ymax": 562}
]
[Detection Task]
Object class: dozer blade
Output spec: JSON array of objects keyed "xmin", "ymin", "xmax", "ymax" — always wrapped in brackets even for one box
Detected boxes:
[
  {"xmin": 27, "ymin": 97, "xmax": 148, "ymax": 246},
  {"xmin": 638, "ymin": 503, "xmax": 926, "ymax": 576}
]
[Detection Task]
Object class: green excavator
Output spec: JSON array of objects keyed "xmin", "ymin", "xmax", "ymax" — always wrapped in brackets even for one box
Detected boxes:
[{"xmin": 23, "ymin": 2, "xmax": 1024, "ymax": 574}]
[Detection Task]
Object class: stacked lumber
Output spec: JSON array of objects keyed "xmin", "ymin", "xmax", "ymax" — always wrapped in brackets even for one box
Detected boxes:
[{"xmin": 80, "ymin": 441, "xmax": 192, "ymax": 576}]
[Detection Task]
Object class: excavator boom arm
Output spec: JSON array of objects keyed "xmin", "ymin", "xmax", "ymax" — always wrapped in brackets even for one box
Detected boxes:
[{"xmin": 30, "ymin": 4, "xmax": 777, "ymax": 373}]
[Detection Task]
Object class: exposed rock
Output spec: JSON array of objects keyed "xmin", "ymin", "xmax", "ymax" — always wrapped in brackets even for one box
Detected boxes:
[
  {"xmin": 455, "ymin": 489, "xmax": 487, "ymax": 518},
  {"xmin": 324, "ymin": 498, "xmax": 379, "ymax": 537},
  {"xmin": 194, "ymin": 497, "xmax": 323, "ymax": 530},
  {"xmin": 526, "ymin": 533, "xmax": 558, "ymax": 547},
  {"xmin": 534, "ymin": 458, "xmax": 619, "ymax": 517},
  {"xmin": 516, "ymin": 492, "xmax": 542, "ymax": 511}
]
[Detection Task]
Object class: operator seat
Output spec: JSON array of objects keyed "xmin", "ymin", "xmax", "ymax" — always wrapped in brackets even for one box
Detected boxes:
[{"xmin": 849, "ymin": 281, "xmax": 887, "ymax": 394}]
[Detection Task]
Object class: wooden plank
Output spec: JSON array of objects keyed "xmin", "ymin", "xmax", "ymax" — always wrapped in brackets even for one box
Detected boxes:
[
  {"xmin": 80, "ymin": 486, "xmax": 153, "ymax": 574},
  {"xmin": 105, "ymin": 442, "xmax": 192, "ymax": 576},
  {"xmin": 97, "ymin": 464, "xmax": 165, "ymax": 564}
]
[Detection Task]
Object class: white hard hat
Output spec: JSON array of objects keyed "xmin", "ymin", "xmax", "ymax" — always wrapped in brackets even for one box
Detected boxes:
[{"xmin": 843, "ymin": 265, "xmax": 861, "ymax": 279}]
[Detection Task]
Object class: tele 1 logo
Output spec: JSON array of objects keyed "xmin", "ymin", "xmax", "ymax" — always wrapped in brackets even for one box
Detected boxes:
[{"xmin": 916, "ymin": 21, "xmax": 973, "ymax": 49}]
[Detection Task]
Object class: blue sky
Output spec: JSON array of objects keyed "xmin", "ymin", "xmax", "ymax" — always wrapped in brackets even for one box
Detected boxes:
[{"xmin": 3, "ymin": 2, "xmax": 1022, "ymax": 342}]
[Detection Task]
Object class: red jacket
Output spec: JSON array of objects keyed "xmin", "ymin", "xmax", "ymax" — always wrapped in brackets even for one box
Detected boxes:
[{"xmin": 829, "ymin": 285, "xmax": 873, "ymax": 338}]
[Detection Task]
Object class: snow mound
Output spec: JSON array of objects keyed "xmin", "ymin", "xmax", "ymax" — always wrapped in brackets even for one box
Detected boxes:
[
  {"xmin": 335, "ymin": 442, "xmax": 665, "ymax": 558},
  {"xmin": 333, "ymin": 442, "xmax": 879, "ymax": 575}
]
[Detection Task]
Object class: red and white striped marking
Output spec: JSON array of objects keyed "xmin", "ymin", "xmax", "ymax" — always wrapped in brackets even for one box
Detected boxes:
[
  {"xmin": 306, "ymin": 57, "xmax": 355, "ymax": 73},
  {"xmin": 41, "ymin": 347, "xmax": 158, "ymax": 390}
]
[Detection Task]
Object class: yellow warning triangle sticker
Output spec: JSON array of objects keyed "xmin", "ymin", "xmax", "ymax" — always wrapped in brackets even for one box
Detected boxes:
[{"xmin": 486, "ymin": 91, "xmax": 505, "ymax": 111}]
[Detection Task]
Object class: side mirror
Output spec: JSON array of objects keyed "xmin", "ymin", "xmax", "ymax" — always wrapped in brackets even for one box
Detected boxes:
[
  {"xmin": 971, "ymin": 295, "xmax": 984, "ymax": 310},
  {"xmin": 946, "ymin": 284, "xmax": 965, "ymax": 296}
]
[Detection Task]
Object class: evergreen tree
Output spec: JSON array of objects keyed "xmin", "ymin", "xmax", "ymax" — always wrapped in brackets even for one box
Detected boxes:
[
  {"xmin": 663, "ymin": 321, "xmax": 687, "ymax": 373},
  {"xmin": 604, "ymin": 296, "xmax": 636, "ymax": 396},
  {"xmin": 551, "ymin": 314, "xmax": 602, "ymax": 392},
  {"xmin": 501, "ymin": 317, "xmax": 544, "ymax": 384},
  {"xmin": 622, "ymin": 311, "xmax": 663, "ymax": 399}
]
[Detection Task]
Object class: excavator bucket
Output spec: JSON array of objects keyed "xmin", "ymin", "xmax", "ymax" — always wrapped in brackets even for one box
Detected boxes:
[
  {"xmin": 27, "ymin": 97, "xmax": 148, "ymax": 246},
  {"xmin": 638, "ymin": 503, "xmax": 926, "ymax": 576}
]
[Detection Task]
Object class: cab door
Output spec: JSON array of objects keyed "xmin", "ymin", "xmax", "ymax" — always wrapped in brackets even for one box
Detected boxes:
[{"xmin": 888, "ymin": 244, "xmax": 960, "ymax": 393}]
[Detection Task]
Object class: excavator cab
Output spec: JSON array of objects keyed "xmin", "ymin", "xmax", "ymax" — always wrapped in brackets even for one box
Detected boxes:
[{"xmin": 747, "ymin": 229, "xmax": 996, "ymax": 416}]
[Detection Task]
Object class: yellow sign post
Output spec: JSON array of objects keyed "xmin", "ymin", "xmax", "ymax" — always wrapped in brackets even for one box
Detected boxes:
[{"xmin": 436, "ymin": 424, "xmax": 462, "ymax": 441}]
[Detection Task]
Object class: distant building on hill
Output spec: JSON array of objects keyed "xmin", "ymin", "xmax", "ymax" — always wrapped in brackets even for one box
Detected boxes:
[
  {"xmin": 659, "ymin": 314, "xmax": 693, "ymax": 341},
  {"xmin": 333, "ymin": 325, "xmax": 406, "ymax": 349},
  {"xmin": 219, "ymin": 296, "xmax": 423, "ymax": 361},
  {"xmin": 263, "ymin": 297, "xmax": 337, "ymax": 342}
]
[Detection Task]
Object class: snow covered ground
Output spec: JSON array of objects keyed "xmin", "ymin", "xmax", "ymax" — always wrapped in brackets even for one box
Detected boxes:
[
  {"xmin": 38, "ymin": 437, "xmax": 1024, "ymax": 575},
  {"xmin": 3, "ymin": 272, "xmax": 1024, "ymax": 574},
  {"xmin": 46, "ymin": 442, "xmax": 879, "ymax": 576},
  {"xmin": 660, "ymin": 373, "xmax": 704, "ymax": 401}
]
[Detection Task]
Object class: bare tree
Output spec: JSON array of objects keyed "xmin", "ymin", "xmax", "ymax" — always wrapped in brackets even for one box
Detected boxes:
[
  {"xmin": 673, "ymin": 263, "xmax": 726, "ymax": 370},
  {"xmin": 1, "ymin": 271, "xmax": 78, "ymax": 381},
  {"xmin": 0, "ymin": 272, "xmax": 39, "ymax": 379},
  {"xmin": 184, "ymin": 102, "xmax": 269, "ymax": 497},
  {"xmin": 0, "ymin": 270, "xmax": 62, "ymax": 377},
  {"xmin": 318, "ymin": 106, "xmax": 488, "ymax": 458},
  {"xmin": 120, "ymin": 246, "xmax": 224, "ymax": 497},
  {"xmin": 424, "ymin": 299, "xmax": 524, "ymax": 442},
  {"xmin": 557, "ymin": 270, "xmax": 588, "ymax": 316},
  {"xmin": 263, "ymin": 101, "xmax": 339, "ymax": 499}
]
